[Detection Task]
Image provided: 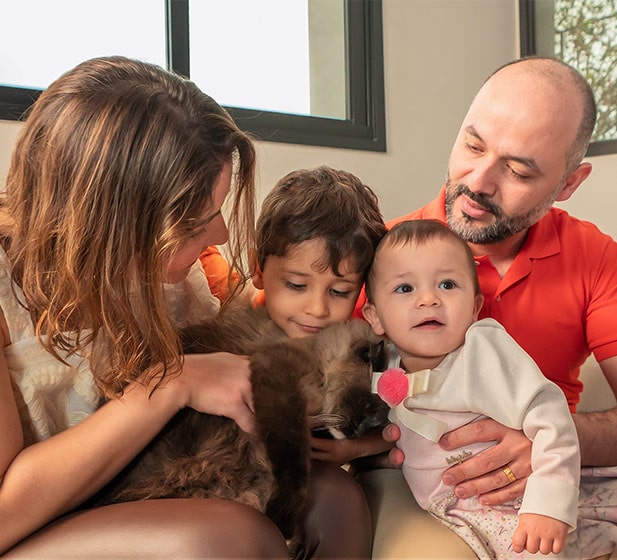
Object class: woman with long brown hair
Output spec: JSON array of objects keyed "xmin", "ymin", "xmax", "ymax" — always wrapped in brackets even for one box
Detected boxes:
[{"xmin": 0, "ymin": 56, "xmax": 370, "ymax": 558}]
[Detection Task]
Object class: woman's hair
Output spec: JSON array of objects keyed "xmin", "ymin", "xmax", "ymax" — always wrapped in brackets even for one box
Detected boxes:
[
  {"xmin": 365, "ymin": 219, "xmax": 481, "ymax": 301},
  {"xmin": 256, "ymin": 165, "xmax": 386, "ymax": 281},
  {"xmin": 1, "ymin": 56, "xmax": 256, "ymax": 397}
]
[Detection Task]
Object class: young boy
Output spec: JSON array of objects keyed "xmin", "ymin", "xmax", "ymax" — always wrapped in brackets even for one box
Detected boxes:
[
  {"xmin": 251, "ymin": 165, "xmax": 385, "ymax": 338},
  {"xmin": 362, "ymin": 219, "xmax": 580, "ymax": 558},
  {"xmin": 202, "ymin": 165, "xmax": 393, "ymax": 464}
]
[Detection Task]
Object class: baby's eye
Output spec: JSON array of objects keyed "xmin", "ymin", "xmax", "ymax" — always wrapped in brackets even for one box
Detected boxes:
[
  {"xmin": 439, "ymin": 280, "xmax": 457, "ymax": 290},
  {"xmin": 394, "ymin": 284, "xmax": 413, "ymax": 294},
  {"xmin": 285, "ymin": 281, "xmax": 306, "ymax": 291}
]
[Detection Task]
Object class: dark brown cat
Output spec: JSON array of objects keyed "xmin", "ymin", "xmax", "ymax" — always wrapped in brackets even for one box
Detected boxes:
[{"xmin": 94, "ymin": 306, "xmax": 388, "ymax": 559}]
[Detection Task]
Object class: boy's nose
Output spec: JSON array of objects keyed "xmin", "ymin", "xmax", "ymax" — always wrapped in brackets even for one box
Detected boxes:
[{"xmin": 305, "ymin": 293, "xmax": 329, "ymax": 317}]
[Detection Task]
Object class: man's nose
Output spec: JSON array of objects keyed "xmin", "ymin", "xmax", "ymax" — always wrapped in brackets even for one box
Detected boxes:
[{"xmin": 466, "ymin": 158, "xmax": 499, "ymax": 198}]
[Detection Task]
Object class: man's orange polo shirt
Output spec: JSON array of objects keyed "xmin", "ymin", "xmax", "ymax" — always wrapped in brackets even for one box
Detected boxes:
[{"xmin": 387, "ymin": 187, "xmax": 617, "ymax": 411}]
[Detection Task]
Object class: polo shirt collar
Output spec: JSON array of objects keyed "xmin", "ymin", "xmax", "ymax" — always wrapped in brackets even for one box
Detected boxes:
[{"xmin": 518, "ymin": 210, "xmax": 561, "ymax": 261}]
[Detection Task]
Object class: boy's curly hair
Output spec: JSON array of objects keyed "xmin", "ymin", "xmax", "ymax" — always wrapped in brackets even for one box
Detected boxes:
[{"xmin": 256, "ymin": 166, "xmax": 386, "ymax": 280}]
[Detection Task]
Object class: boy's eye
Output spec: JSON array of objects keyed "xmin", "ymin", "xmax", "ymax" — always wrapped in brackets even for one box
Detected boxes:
[
  {"xmin": 285, "ymin": 281, "xmax": 306, "ymax": 291},
  {"xmin": 394, "ymin": 284, "xmax": 413, "ymax": 294},
  {"xmin": 439, "ymin": 280, "xmax": 456, "ymax": 290},
  {"xmin": 330, "ymin": 288, "xmax": 352, "ymax": 299}
]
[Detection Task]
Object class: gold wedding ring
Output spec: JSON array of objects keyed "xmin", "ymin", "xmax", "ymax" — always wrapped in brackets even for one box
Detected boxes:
[{"xmin": 503, "ymin": 466, "xmax": 517, "ymax": 483}]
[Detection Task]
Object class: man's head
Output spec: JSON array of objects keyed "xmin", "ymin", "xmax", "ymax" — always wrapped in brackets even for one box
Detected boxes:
[{"xmin": 445, "ymin": 57, "xmax": 596, "ymax": 246}]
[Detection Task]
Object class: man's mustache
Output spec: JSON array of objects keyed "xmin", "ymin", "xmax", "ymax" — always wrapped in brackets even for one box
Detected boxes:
[{"xmin": 451, "ymin": 184, "xmax": 502, "ymax": 218}]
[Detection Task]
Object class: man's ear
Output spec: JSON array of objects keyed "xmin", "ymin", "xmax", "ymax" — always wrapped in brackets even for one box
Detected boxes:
[
  {"xmin": 556, "ymin": 162, "xmax": 592, "ymax": 202},
  {"xmin": 362, "ymin": 302, "xmax": 385, "ymax": 336}
]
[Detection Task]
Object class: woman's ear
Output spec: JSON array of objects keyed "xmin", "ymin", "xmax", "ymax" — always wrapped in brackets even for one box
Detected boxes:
[{"xmin": 362, "ymin": 302, "xmax": 385, "ymax": 336}]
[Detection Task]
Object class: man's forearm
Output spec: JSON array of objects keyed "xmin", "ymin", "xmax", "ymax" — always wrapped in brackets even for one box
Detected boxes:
[{"xmin": 573, "ymin": 407, "xmax": 617, "ymax": 466}]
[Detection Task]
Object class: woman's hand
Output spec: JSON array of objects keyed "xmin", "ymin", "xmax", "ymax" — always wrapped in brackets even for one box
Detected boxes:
[
  {"xmin": 439, "ymin": 418, "xmax": 531, "ymax": 505},
  {"xmin": 175, "ymin": 352, "xmax": 255, "ymax": 434}
]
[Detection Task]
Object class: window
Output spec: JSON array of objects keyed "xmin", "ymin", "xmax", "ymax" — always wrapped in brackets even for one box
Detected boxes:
[
  {"xmin": 520, "ymin": 0, "xmax": 617, "ymax": 156},
  {"xmin": 0, "ymin": 0, "xmax": 385, "ymax": 152}
]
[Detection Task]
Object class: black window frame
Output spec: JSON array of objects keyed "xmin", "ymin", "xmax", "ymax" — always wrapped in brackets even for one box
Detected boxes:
[
  {"xmin": 0, "ymin": 0, "xmax": 386, "ymax": 153},
  {"xmin": 519, "ymin": 0, "xmax": 617, "ymax": 157}
]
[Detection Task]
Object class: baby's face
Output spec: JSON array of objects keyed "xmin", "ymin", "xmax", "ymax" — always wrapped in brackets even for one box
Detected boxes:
[
  {"xmin": 366, "ymin": 236, "xmax": 481, "ymax": 371},
  {"xmin": 254, "ymin": 239, "xmax": 363, "ymax": 339}
]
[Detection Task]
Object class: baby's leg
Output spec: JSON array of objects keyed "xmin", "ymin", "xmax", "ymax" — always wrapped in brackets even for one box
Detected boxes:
[{"xmin": 2, "ymin": 498, "xmax": 289, "ymax": 558}]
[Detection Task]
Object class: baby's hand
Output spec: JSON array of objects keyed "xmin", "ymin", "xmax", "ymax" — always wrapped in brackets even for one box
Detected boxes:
[{"xmin": 512, "ymin": 513, "xmax": 569, "ymax": 555}]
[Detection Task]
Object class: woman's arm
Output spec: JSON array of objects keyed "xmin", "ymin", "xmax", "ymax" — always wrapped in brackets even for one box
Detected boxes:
[
  {"xmin": 0, "ymin": 316, "xmax": 23, "ymax": 479},
  {"xmin": 0, "ymin": 350, "xmax": 254, "ymax": 555}
]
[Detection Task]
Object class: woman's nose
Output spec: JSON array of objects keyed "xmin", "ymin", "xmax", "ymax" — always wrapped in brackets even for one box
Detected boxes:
[{"xmin": 206, "ymin": 214, "xmax": 229, "ymax": 246}]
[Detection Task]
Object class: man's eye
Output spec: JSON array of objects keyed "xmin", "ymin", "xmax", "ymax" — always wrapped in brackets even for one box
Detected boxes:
[
  {"xmin": 465, "ymin": 142, "xmax": 482, "ymax": 154},
  {"xmin": 507, "ymin": 165, "xmax": 531, "ymax": 180}
]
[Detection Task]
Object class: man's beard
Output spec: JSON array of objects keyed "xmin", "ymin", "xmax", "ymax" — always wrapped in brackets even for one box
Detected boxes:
[{"xmin": 444, "ymin": 176, "xmax": 559, "ymax": 244}]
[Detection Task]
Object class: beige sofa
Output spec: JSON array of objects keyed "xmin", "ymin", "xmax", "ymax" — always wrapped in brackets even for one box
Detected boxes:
[{"xmin": 359, "ymin": 358, "xmax": 617, "ymax": 559}]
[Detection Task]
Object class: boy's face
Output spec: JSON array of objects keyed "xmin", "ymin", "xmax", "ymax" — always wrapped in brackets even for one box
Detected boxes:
[
  {"xmin": 363, "ymin": 236, "xmax": 483, "ymax": 371},
  {"xmin": 253, "ymin": 239, "xmax": 363, "ymax": 339}
]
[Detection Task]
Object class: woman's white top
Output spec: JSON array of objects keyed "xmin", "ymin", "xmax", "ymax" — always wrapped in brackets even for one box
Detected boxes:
[{"xmin": 0, "ymin": 247, "xmax": 219, "ymax": 444}]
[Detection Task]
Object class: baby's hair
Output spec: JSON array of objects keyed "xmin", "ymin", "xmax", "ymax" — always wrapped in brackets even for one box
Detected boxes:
[
  {"xmin": 1, "ymin": 56, "xmax": 256, "ymax": 396},
  {"xmin": 366, "ymin": 219, "xmax": 481, "ymax": 301},
  {"xmin": 256, "ymin": 165, "xmax": 386, "ymax": 280}
]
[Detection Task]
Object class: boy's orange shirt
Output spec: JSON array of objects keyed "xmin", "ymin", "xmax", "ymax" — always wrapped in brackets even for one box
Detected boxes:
[
  {"xmin": 199, "ymin": 246, "xmax": 237, "ymax": 304},
  {"xmin": 199, "ymin": 246, "xmax": 265, "ymax": 307}
]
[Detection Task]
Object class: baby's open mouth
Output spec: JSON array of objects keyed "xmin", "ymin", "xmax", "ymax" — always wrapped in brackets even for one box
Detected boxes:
[{"xmin": 416, "ymin": 319, "xmax": 443, "ymax": 327}]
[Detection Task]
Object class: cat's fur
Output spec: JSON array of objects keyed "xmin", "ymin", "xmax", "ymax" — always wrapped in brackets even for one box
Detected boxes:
[{"xmin": 94, "ymin": 306, "xmax": 388, "ymax": 558}]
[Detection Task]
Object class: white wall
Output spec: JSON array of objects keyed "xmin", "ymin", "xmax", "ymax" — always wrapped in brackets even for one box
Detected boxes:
[{"xmin": 1, "ymin": 0, "xmax": 616, "ymax": 238}]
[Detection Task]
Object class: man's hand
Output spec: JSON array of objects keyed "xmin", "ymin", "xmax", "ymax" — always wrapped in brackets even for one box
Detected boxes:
[
  {"xmin": 439, "ymin": 418, "xmax": 531, "ymax": 505},
  {"xmin": 382, "ymin": 423, "xmax": 405, "ymax": 467}
]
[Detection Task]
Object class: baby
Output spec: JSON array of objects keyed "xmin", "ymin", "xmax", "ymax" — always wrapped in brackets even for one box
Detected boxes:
[{"xmin": 363, "ymin": 219, "xmax": 580, "ymax": 558}]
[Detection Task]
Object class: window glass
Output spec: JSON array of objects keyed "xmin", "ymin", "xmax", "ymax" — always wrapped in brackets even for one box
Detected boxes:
[
  {"xmin": 189, "ymin": 0, "xmax": 346, "ymax": 119},
  {"xmin": 0, "ymin": 0, "xmax": 384, "ymax": 151},
  {"xmin": 521, "ymin": 0, "xmax": 617, "ymax": 154},
  {"xmin": 0, "ymin": 0, "xmax": 166, "ymax": 89},
  {"xmin": 190, "ymin": 0, "xmax": 311, "ymax": 116}
]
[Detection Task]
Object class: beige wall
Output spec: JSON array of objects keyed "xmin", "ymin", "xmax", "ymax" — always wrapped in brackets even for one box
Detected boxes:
[{"xmin": 1, "ymin": 0, "xmax": 615, "ymax": 237}]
